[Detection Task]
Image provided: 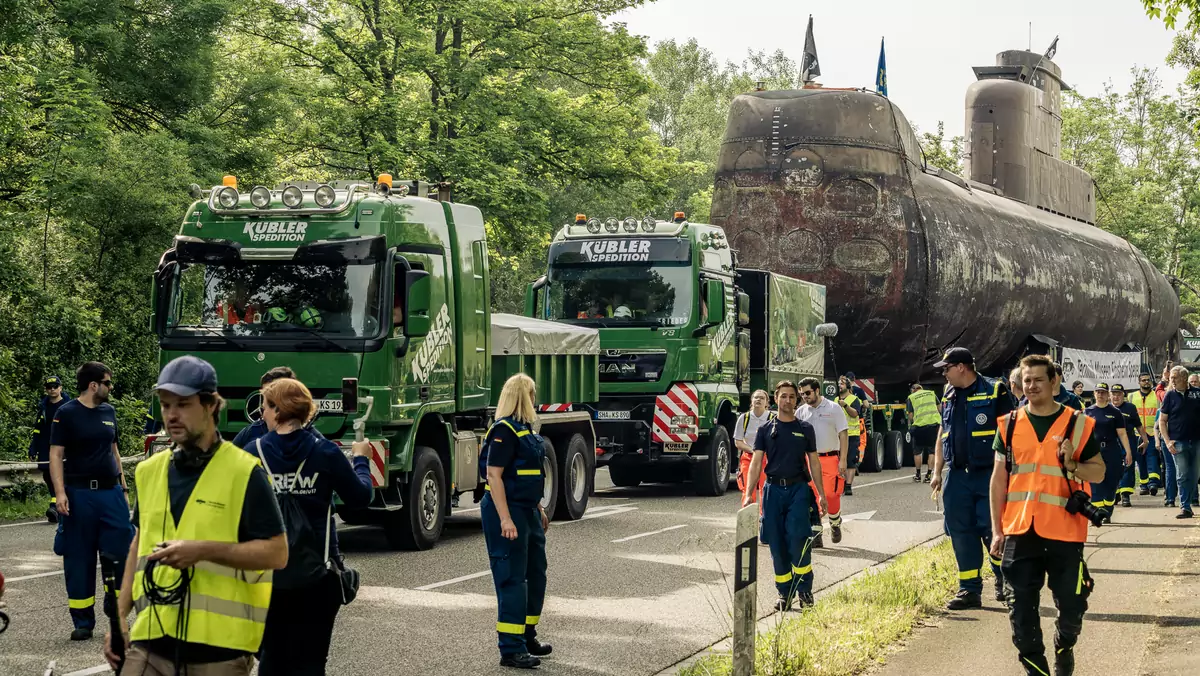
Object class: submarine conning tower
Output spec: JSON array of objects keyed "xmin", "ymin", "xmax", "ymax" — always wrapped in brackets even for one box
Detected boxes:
[{"xmin": 965, "ymin": 49, "xmax": 1096, "ymax": 224}]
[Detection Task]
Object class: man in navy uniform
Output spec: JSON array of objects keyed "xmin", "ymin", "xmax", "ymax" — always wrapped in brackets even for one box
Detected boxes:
[
  {"xmin": 29, "ymin": 375, "xmax": 70, "ymax": 522},
  {"xmin": 929, "ymin": 347, "xmax": 1016, "ymax": 610}
]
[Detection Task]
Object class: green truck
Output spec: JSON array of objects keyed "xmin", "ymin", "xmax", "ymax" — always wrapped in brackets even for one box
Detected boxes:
[
  {"xmin": 146, "ymin": 176, "xmax": 599, "ymax": 550},
  {"xmin": 525, "ymin": 213, "xmax": 831, "ymax": 495}
]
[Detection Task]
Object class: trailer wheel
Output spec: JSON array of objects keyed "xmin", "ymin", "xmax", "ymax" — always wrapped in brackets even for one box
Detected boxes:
[
  {"xmin": 884, "ymin": 430, "xmax": 905, "ymax": 470},
  {"xmin": 554, "ymin": 433, "xmax": 592, "ymax": 520},
  {"xmin": 538, "ymin": 436, "xmax": 560, "ymax": 519},
  {"xmin": 860, "ymin": 432, "xmax": 885, "ymax": 473},
  {"xmin": 608, "ymin": 463, "xmax": 641, "ymax": 487},
  {"xmin": 385, "ymin": 445, "xmax": 445, "ymax": 551},
  {"xmin": 693, "ymin": 427, "xmax": 731, "ymax": 496}
]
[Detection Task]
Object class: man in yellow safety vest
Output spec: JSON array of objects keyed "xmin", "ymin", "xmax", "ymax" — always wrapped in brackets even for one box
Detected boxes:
[{"xmin": 907, "ymin": 383, "xmax": 942, "ymax": 483}]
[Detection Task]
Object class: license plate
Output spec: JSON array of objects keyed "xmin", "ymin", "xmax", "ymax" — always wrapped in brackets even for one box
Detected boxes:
[
  {"xmin": 596, "ymin": 410, "xmax": 631, "ymax": 420},
  {"xmin": 317, "ymin": 398, "xmax": 343, "ymax": 413}
]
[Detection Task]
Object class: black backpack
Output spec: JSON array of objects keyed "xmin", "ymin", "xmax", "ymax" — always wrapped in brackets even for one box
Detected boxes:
[{"xmin": 256, "ymin": 439, "xmax": 328, "ymax": 590}]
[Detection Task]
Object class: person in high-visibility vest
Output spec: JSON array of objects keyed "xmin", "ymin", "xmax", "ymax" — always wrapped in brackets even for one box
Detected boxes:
[
  {"xmin": 105, "ymin": 356, "xmax": 288, "ymax": 674},
  {"xmin": 991, "ymin": 353, "xmax": 1106, "ymax": 676},
  {"xmin": 906, "ymin": 383, "xmax": 941, "ymax": 483},
  {"xmin": 836, "ymin": 376, "xmax": 863, "ymax": 496},
  {"xmin": 734, "ymin": 390, "xmax": 775, "ymax": 534},
  {"xmin": 1128, "ymin": 373, "xmax": 1162, "ymax": 495}
]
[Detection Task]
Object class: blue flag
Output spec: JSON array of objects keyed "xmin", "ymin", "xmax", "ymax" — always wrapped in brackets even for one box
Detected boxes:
[{"xmin": 876, "ymin": 37, "xmax": 887, "ymax": 97}]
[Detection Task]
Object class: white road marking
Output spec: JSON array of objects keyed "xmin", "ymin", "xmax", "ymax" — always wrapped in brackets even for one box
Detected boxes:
[
  {"xmin": 852, "ymin": 475, "xmax": 914, "ymax": 489},
  {"xmin": 840, "ymin": 510, "xmax": 877, "ymax": 522},
  {"xmin": 414, "ymin": 570, "xmax": 492, "ymax": 591},
  {"xmin": 7, "ymin": 569, "xmax": 66, "ymax": 582},
  {"xmin": 574, "ymin": 505, "xmax": 639, "ymax": 521},
  {"xmin": 611, "ymin": 524, "xmax": 688, "ymax": 543},
  {"xmin": 62, "ymin": 664, "xmax": 112, "ymax": 676},
  {"xmin": 0, "ymin": 519, "xmax": 46, "ymax": 528}
]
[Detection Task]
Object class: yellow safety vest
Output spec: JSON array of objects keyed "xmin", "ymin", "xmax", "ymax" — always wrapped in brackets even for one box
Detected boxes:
[
  {"xmin": 1129, "ymin": 390, "xmax": 1159, "ymax": 436},
  {"xmin": 907, "ymin": 389, "xmax": 940, "ymax": 427},
  {"xmin": 841, "ymin": 394, "xmax": 862, "ymax": 436},
  {"xmin": 130, "ymin": 441, "xmax": 273, "ymax": 652}
]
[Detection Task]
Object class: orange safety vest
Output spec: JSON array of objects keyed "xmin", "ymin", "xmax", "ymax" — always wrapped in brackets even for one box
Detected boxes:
[
  {"xmin": 858, "ymin": 417, "xmax": 867, "ymax": 451},
  {"xmin": 997, "ymin": 406, "xmax": 1095, "ymax": 543}
]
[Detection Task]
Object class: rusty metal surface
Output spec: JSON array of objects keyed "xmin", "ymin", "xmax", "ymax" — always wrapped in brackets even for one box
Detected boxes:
[{"xmin": 712, "ymin": 87, "xmax": 1179, "ymax": 384}]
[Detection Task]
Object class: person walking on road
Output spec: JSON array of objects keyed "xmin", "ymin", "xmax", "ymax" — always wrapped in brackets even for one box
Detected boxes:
[
  {"xmin": 797, "ymin": 377, "xmax": 848, "ymax": 545},
  {"xmin": 836, "ymin": 376, "xmax": 863, "ymax": 495},
  {"xmin": 481, "ymin": 374, "xmax": 553, "ymax": 670},
  {"xmin": 734, "ymin": 389, "xmax": 774, "ymax": 507},
  {"xmin": 1158, "ymin": 365, "xmax": 1200, "ymax": 518},
  {"xmin": 1010, "ymin": 367, "xmax": 1025, "ymax": 406},
  {"xmin": 252, "ymin": 377, "xmax": 373, "ymax": 676},
  {"xmin": 1055, "ymin": 367, "xmax": 1084, "ymax": 410},
  {"xmin": 990, "ymin": 353, "xmax": 1105, "ymax": 676},
  {"xmin": 232, "ymin": 367, "xmax": 325, "ymax": 449},
  {"xmin": 742, "ymin": 380, "xmax": 827, "ymax": 610},
  {"xmin": 929, "ymin": 347, "xmax": 1015, "ymax": 610},
  {"xmin": 29, "ymin": 375, "xmax": 70, "ymax": 523},
  {"xmin": 1129, "ymin": 374, "xmax": 1162, "ymax": 496},
  {"xmin": 907, "ymin": 383, "xmax": 940, "ymax": 483},
  {"xmin": 1112, "ymin": 383, "xmax": 1147, "ymax": 508},
  {"xmin": 105, "ymin": 356, "xmax": 288, "ymax": 675},
  {"xmin": 49, "ymin": 362, "xmax": 133, "ymax": 640},
  {"xmin": 1082, "ymin": 383, "xmax": 1132, "ymax": 523}
]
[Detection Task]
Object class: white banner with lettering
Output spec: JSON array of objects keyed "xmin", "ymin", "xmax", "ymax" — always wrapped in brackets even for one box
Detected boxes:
[{"xmin": 1059, "ymin": 348, "xmax": 1141, "ymax": 390}]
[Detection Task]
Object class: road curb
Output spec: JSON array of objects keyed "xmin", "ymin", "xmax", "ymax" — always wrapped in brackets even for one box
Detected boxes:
[{"xmin": 655, "ymin": 533, "xmax": 948, "ymax": 676}]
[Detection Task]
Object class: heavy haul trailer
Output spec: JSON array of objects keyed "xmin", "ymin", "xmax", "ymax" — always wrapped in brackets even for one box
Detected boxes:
[
  {"xmin": 147, "ymin": 176, "xmax": 598, "ymax": 550},
  {"xmin": 525, "ymin": 214, "xmax": 826, "ymax": 496}
]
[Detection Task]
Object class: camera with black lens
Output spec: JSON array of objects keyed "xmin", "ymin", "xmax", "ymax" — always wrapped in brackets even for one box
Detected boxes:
[{"xmin": 1065, "ymin": 490, "xmax": 1105, "ymax": 527}]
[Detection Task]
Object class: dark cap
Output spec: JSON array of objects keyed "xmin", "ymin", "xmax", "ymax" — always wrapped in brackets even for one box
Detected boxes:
[
  {"xmin": 1094, "ymin": 382, "xmax": 1109, "ymax": 392},
  {"xmin": 154, "ymin": 356, "xmax": 218, "ymax": 397},
  {"xmin": 43, "ymin": 375, "xmax": 62, "ymax": 388},
  {"xmin": 845, "ymin": 371, "xmax": 856, "ymax": 380},
  {"xmin": 934, "ymin": 347, "xmax": 974, "ymax": 369},
  {"xmin": 1111, "ymin": 383, "xmax": 1125, "ymax": 393}
]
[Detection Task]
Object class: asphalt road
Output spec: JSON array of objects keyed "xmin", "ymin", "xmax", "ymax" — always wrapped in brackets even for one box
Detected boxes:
[{"xmin": 0, "ymin": 467, "xmax": 943, "ymax": 676}]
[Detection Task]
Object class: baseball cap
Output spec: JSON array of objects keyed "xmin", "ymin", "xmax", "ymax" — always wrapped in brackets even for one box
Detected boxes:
[
  {"xmin": 1094, "ymin": 382, "xmax": 1109, "ymax": 392},
  {"xmin": 934, "ymin": 347, "xmax": 974, "ymax": 369},
  {"xmin": 154, "ymin": 356, "xmax": 218, "ymax": 397},
  {"xmin": 44, "ymin": 376, "xmax": 62, "ymax": 388},
  {"xmin": 1110, "ymin": 384, "xmax": 1125, "ymax": 393}
]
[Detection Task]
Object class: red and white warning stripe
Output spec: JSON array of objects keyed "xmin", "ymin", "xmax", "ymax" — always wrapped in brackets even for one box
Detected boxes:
[
  {"xmin": 538, "ymin": 403, "xmax": 573, "ymax": 412},
  {"xmin": 334, "ymin": 439, "xmax": 388, "ymax": 487},
  {"xmin": 653, "ymin": 382, "xmax": 699, "ymax": 443},
  {"xmin": 854, "ymin": 378, "xmax": 876, "ymax": 402}
]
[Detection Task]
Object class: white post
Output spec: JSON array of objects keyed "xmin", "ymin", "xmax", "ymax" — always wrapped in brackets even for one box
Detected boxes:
[{"xmin": 732, "ymin": 504, "xmax": 758, "ymax": 676}]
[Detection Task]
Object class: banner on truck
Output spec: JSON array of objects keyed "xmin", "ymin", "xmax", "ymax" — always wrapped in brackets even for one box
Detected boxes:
[
  {"xmin": 768, "ymin": 276, "xmax": 825, "ymax": 379},
  {"xmin": 1059, "ymin": 348, "xmax": 1141, "ymax": 390}
]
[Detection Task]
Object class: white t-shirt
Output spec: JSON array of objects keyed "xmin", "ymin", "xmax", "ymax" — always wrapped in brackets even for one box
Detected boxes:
[
  {"xmin": 734, "ymin": 410, "xmax": 775, "ymax": 450},
  {"xmin": 798, "ymin": 397, "xmax": 849, "ymax": 451}
]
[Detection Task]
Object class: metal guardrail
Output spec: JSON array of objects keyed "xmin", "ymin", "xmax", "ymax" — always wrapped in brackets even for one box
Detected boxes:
[{"xmin": 0, "ymin": 456, "xmax": 142, "ymax": 489}]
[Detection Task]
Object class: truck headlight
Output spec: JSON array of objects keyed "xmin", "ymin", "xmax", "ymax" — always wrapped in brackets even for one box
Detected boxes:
[
  {"xmin": 250, "ymin": 186, "xmax": 272, "ymax": 208},
  {"xmin": 587, "ymin": 218, "xmax": 601, "ymax": 234},
  {"xmin": 623, "ymin": 217, "xmax": 638, "ymax": 233},
  {"xmin": 281, "ymin": 185, "xmax": 304, "ymax": 208},
  {"xmin": 216, "ymin": 186, "xmax": 239, "ymax": 209},
  {"xmin": 604, "ymin": 217, "xmax": 619, "ymax": 233},
  {"xmin": 671, "ymin": 415, "xmax": 696, "ymax": 427},
  {"xmin": 641, "ymin": 217, "xmax": 656, "ymax": 232},
  {"xmin": 314, "ymin": 184, "xmax": 336, "ymax": 207}
]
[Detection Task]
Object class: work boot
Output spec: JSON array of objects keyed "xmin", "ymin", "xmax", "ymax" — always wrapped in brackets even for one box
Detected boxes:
[
  {"xmin": 843, "ymin": 483, "xmax": 853, "ymax": 496},
  {"xmin": 1120, "ymin": 494, "xmax": 1132, "ymax": 508},
  {"xmin": 810, "ymin": 532, "xmax": 823, "ymax": 549},
  {"xmin": 774, "ymin": 596, "xmax": 792, "ymax": 612},
  {"xmin": 1150, "ymin": 485, "xmax": 1159, "ymax": 496},
  {"xmin": 1176, "ymin": 509, "xmax": 1194, "ymax": 519},
  {"xmin": 1140, "ymin": 486, "xmax": 1150, "ymax": 496},
  {"xmin": 526, "ymin": 637, "xmax": 552, "ymax": 657},
  {"xmin": 946, "ymin": 589, "xmax": 982, "ymax": 610},
  {"xmin": 913, "ymin": 470, "xmax": 922, "ymax": 482},
  {"xmin": 1054, "ymin": 647, "xmax": 1075, "ymax": 676},
  {"xmin": 45, "ymin": 507, "xmax": 57, "ymax": 524},
  {"xmin": 500, "ymin": 653, "xmax": 541, "ymax": 669},
  {"xmin": 70, "ymin": 628, "xmax": 92, "ymax": 641},
  {"xmin": 796, "ymin": 591, "xmax": 815, "ymax": 608},
  {"xmin": 924, "ymin": 469, "xmax": 932, "ymax": 483},
  {"xmin": 831, "ymin": 524, "xmax": 842, "ymax": 544},
  {"xmin": 1166, "ymin": 499, "xmax": 1176, "ymax": 508},
  {"xmin": 994, "ymin": 577, "xmax": 1007, "ymax": 604}
]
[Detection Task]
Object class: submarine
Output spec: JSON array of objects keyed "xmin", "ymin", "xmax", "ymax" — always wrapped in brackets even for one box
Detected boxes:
[{"xmin": 711, "ymin": 46, "xmax": 1181, "ymax": 386}]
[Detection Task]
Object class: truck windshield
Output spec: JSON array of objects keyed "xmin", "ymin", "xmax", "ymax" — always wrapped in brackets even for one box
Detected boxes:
[
  {"xmin": 547, "ymin": 263, "xmax": 693, "ymax": 327},
  {"xmin": 162, "ymin": 260, "xmax": 385, "ymax": 339}
]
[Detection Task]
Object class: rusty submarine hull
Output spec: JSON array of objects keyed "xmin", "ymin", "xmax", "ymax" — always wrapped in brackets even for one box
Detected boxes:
[{"xmin": 711, "ymin": 48, "xmax": 1180, "ymax": 385}]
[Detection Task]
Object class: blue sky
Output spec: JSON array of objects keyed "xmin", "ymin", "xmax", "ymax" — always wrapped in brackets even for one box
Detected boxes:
[{"xmin": 610, "ymin": 0, "xmax": 1187, "ymax": 139}]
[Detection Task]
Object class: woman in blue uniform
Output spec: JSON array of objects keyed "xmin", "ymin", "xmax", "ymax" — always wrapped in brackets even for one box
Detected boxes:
[
  {"xmin": 1084, "ymin": 383, "xmax": 1132, "ymax": 523},
  {"xmin": 482, "ymin": 374, "xmax": 552, "ymax": 670}
]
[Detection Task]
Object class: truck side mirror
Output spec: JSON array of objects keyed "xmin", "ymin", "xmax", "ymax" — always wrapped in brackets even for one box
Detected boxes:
[
  {"xmin": 705, "ymin": 280, "xmax": 726, "ymax": 324},
  {"xmin": 525, "ymin": 275, "xmax": 547, "ymax": 318},
  {"xmin": 151, "ymin": 261, "xmax": 179, "ymax": 333},
  {"xmin": 736, "ymin": 292, "xmax": 750, "ymax": 327},
  {"xmin": 341, "ymin": 377, "xmax": 358, "ymax": 417},
  {"xmin": 405, "ymin": 269, "xmax": 432, "ymax": 337}
]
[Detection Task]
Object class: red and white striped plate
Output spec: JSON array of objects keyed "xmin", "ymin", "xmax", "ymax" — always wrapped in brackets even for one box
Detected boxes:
[{"xmin": 653, "ymin": 382, "xmax": 699, "ymax": 443}]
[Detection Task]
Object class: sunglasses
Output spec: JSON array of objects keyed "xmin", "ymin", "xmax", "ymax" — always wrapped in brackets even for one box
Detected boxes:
[
  {"xmin": 99, "ymin": 380, "xmax": 113, "ymax": 388},
  {"xmin": 799, "ymin": 390, "xmax": 815, "ymax": 396}
]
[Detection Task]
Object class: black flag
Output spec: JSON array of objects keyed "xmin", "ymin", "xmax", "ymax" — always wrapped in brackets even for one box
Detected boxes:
[
  {"xmin": 801, "ymin": 15, "xmax": 820, "ymax": 82},
  {"xmin": 1044, "ymin": 35, "xmax": 1058, "ymax": 60}
]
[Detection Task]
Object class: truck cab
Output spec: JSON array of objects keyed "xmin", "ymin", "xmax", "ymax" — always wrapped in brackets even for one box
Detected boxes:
[{"xmin": 148, "ymin": 176, "xmax": 597, "ymax": 550}]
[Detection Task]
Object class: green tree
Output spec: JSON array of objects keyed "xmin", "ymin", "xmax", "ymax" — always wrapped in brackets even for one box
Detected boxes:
[{"xmin": 915, "ymin": 121, "xmax": 964, "ymax": 174}]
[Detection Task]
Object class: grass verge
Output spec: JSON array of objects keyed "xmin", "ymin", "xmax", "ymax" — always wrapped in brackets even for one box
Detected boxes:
[
  {"xmin": 680, "ymin": 539, "xmax": 958, "ymax": 676},
  {"xmin": 0, "ymin": 492, "xmax": 52, "ymax": 521}
]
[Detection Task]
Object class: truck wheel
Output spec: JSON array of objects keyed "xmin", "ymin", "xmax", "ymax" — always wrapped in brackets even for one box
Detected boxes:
[
  {"xmin": 608, "ymin": 463, "xmax": 641, "ymax": 487},
  {"xmin": 902, "ymin": 429, "xmax": 915, "ymax": 467},
  {"xmin": 884, "ymin": 430, "xmax": 905, "ymax": 470},
  {"xmin": 384, "ymin": 445, "xmax": 445, "ymax": 551},
  {"xmin": 540, "ymin": 436, "xmax": 560, "ymax": 519},
  {"xmin": 693, "ymin": 427, "xmax": 731, "ymax": 497},
  {"xmin": 860, "ymin": 432, "xmax": 885, "ymax": 473},
  {"xmin": 553, "ymin": 433, "xmax": 592, "ymax": 521}
]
